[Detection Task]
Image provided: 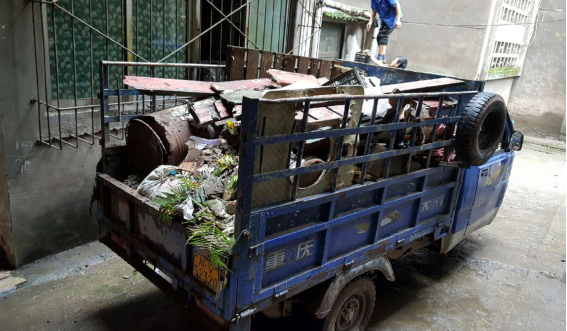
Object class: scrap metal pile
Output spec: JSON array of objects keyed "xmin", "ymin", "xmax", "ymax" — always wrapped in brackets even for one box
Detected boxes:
[{"xmin": 123, "ymin": 67, "xmax": 465, "ymax": 268}]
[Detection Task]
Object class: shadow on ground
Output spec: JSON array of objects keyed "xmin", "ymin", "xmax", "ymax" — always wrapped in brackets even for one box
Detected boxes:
[{"xmin": 92, "ymin": 246, "xmax": 474, "ymax": 331}]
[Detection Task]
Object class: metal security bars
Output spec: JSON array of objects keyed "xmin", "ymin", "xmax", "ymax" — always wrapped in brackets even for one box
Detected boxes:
[{"xmin": 31, "ymin": 0, "xmax": 298, "ymax": 149}]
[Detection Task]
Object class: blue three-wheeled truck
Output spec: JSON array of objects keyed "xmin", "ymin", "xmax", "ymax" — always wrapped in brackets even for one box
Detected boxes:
[{"xmin": 94, "ymin": 51, "xmax": 524, "ymax": 331}]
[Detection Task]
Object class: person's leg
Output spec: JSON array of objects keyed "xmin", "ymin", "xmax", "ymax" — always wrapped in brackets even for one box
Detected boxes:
[{"xmin": 377, "ymin": 22, "xmax": 395, "ymax": 62}]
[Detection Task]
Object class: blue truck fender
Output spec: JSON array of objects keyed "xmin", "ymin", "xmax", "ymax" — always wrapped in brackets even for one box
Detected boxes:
[{"xmin": 314, "ymin": 255, "xmax": 394, "ymax": 319}]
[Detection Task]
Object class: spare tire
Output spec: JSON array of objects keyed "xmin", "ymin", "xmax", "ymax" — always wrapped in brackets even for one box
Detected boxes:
[{"xmin": 455, "ymin": 92, "xmax": 506, "ymax": 166}]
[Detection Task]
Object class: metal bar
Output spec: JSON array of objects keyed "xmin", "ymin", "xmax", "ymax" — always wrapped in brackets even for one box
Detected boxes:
[
  {"xmin": 158, "ymin": 0, "xmax": 254, "ymax": 63},
  {"xmin": 383, "ymin": 98, "xmax": 404, "ymax": 179},
  {"xmin": 205, "ymin": 0, "xmax": 258, "ymax": 49},
  {"xmin": 162, "ymin": 0, "xmax": 166, "ymax": 76},
  {"xmin": 67, "ymin": 0, "xmax": 80, "ymax": 147},
  {"xmin": 405, "ymin": 97, "xmax": 423, "ymax": 173},
  {"xmin": 34, "ymin": 96, "xmax": 190, "ymax": 112},
  {"xmin": 259, "ymin": 117, "xmax": 267, "ymax": 174},
  {"xmin": 332, "ymin": 99, "xmax": 350, "ymax": 192},
  {"xmin": 255, "ymin": 116, "xmax": 460, "ymax": 146},
  {"xmin": 443, "ymin": 95, "xmax": 462, "ymax": 141},
  {"xmin": 51, "ymin": 3, "xmax": 60, "ymax": 109},
  {"xmin": 286, "ymin": 120, "xmax": 297, "ymax": 169},
  {"xmin": 291, "ymin": 101, "xmax": 311, "ymax": 200},
  {"xmin": 109, "ymin": 76, "xmax": 125, "ymax": 140},
  {"xmin": 253, "ymin": 140, "xmax": 454, "ymax": 184},
  {"xmin": 40, "ymin": 2, "xmax": 63, "ymax": 149},
  {"xmin": 253, "ymin": 167, "xmax": 439, "ymax": 217},
  {"xmin": 360, "ymin": 99, "xmax": 379, "ymax": 184},
  {"xmin": 352, "ymin": 110, "xmax": 364, "ymax": 157},
  {"xmin": 150, "ymin": 0, "xmax": 153, "ymax": 61},
  {"xmin": 426, "ymin": 96, "xmax": 444, "ymax": 168},
  {"xmin": 150, "ymin": 67, "xmax": 157, "ymax": 112},
  {"xmin": 175, "ymin": 0, "xmax": 178, "ymax": 78},
  {"xmin": 33, "ymin": 2, "xmax": 58, "ymax": 149},
  {"xmin": 263, "ymin": 182, "xmax": 455, "ymax": 250},
  {"xmin": 100, "ymin": 60, "xmax": 225, "ymax": 68},
  {"xmin": 259, "ymin": 91, "xmax": 476, "ymax": 104}
]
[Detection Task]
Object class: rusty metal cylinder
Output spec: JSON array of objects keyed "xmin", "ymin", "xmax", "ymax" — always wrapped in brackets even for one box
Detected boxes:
[{"xmin": 127, "ymin": 106, "xmax": 192, "ymax": 176}]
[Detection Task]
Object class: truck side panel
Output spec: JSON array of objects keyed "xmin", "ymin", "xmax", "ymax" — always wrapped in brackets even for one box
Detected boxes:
[{"xmin": 441, "ymin": 151, "xmax": 514, "ymax": 253}]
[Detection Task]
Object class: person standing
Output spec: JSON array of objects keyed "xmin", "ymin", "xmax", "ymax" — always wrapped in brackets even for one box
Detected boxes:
[{"xmin": 366, "ymin": 0, "xmax": 402, "ymax": 64}]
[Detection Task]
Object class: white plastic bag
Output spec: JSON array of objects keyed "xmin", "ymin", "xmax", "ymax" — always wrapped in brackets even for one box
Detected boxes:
[
  {"xmin": 137, "ymin": 165, "xmax": 182, "ymax": 199},
  {"xmin": 180, "ymin": 197, "xmax": 195, "ymax": 221}
]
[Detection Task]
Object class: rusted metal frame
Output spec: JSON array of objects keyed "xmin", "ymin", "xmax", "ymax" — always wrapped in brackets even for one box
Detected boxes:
[
  {"xmin": 159, "ymin": 0, "xmax": 254, "ymax": 63},
  {"xmin": 332, "ymin": 99, "xmax": 351, "ymax": 192},
  {"xmin": 205, "ymin": 0, "xmax": 259, "ymax": 49},
  {"xmin": 33, "ymin": 0, "xmax": 148, "ymax": 62},
  {"xmin": 405, "ymin": 97, "xmax": 424, "ymax": 173},
  {"xmin": 360, "ymin": 99, "xmax": 379, "ymax": 184},
  {"xmin": 383, "ymin": 98, "xmax": 404, "ymax": 179},
  {"xmin": 426, "ymin": 96, "xmax": 444, "ymax": 168},
  {"xmin": 33, "ymin": 2, "xmax": 60, "ymax": 149},
  {"xmin": 291, "ymin": 101, "xmax": 311, "ymax": 201}
]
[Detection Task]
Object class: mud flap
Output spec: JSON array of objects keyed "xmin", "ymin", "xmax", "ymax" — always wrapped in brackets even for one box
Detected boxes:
[{"xmin": 315, "ymin": 254, "xmax": 394, "ymax": 319}]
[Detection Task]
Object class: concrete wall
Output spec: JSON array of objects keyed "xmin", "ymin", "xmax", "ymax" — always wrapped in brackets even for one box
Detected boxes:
[
  {"xmin": 343, "ymin": 21, "xmax": 367, "ymax": 61},
  {"xmin": 484, "ymin": 77, "xmax": 515, "ymax": 105},
  {"xmin": 507, "ymin": 0, "xmax": 566, "ymax": 137},
  {"xmin": 333, "ymin": 0, "xmax": 369, "ymax": 12},
  {"xmin": 0, "ymin": 1, "xmax": 100, "ymax": 267},
  {"xmin": 0, "ymin": 77, "xmax": 15, "ymax": 268},
  {"xmin": 382, "ymin": 0, "xmax": 494, "ymax": 79}
]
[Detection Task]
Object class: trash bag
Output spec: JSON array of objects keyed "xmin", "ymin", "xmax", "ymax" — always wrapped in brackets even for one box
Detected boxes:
[{"xmin": 137, "ymin": 165, "xmax": 184, "ymax": 199}]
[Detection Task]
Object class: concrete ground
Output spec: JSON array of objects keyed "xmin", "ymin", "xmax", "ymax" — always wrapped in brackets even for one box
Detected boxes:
[{"xmin": 0, "ymin": 139, "xmax": 565, "ymax": 331}]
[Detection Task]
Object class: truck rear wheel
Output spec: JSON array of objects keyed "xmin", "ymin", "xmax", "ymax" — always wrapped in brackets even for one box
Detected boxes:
[
  {"xmin": 455, "ymin": 92, "xmax": 506, "ymax": 166},
  {"xmin": 322, "ymin": 277, "xmax": 376, "ymax": 331}
]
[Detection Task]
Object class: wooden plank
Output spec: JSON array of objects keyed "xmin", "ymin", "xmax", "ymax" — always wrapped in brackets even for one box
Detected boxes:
[
  {"xmin": 381, "ymin": 78, "xmax": 465, "ymax": 94},
  {"xmin": 123, "ymin": 76, "xmax": 215, "ymax": 96},
  {"xmin": 297, "ymin": 57, "xmax": 309, "ymax": 74},
  {"xmin": 319, "ymin": 60, "xmax": 332, "ymax": 79},
  {"xmin": 228, "ymin": 47, "xmax": 246, "ymax": 80},
  {"xmin": 283, "ymin": 54, "xmax": 297, "ymax": 72},
  {"xmin": 274, "ymin": 53, "xmax": 284, "ymax": 70},
  {"xmin": 246, "ymin": 49, "xmax": 260, "ymax": 79},
  {"xmin": 259, "ymin": 51, "xmax": 274, "ymax": 78},
  {"xmin": 214, "ymin": 100, "xmax": 232, "ymax": 119},
  {"xmin": 308, "ymin": 58, "xmax": 321, "ymax": 76}
]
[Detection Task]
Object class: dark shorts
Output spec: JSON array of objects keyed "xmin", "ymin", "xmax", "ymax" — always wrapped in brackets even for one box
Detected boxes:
[{"xmin": 377, "ymin": 21, "xmax": 395, "ymax": 45}]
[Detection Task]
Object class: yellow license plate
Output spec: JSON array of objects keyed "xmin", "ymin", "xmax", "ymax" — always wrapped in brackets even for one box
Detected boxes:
[{"xmin": 193, "ymin": 252, "xmax": 219, "ymax": 290}]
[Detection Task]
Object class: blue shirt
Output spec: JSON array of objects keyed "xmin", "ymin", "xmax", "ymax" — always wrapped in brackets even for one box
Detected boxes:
[{"xmin": 371, "ymin": 0, "xmax": 402, "ymax": 29}]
